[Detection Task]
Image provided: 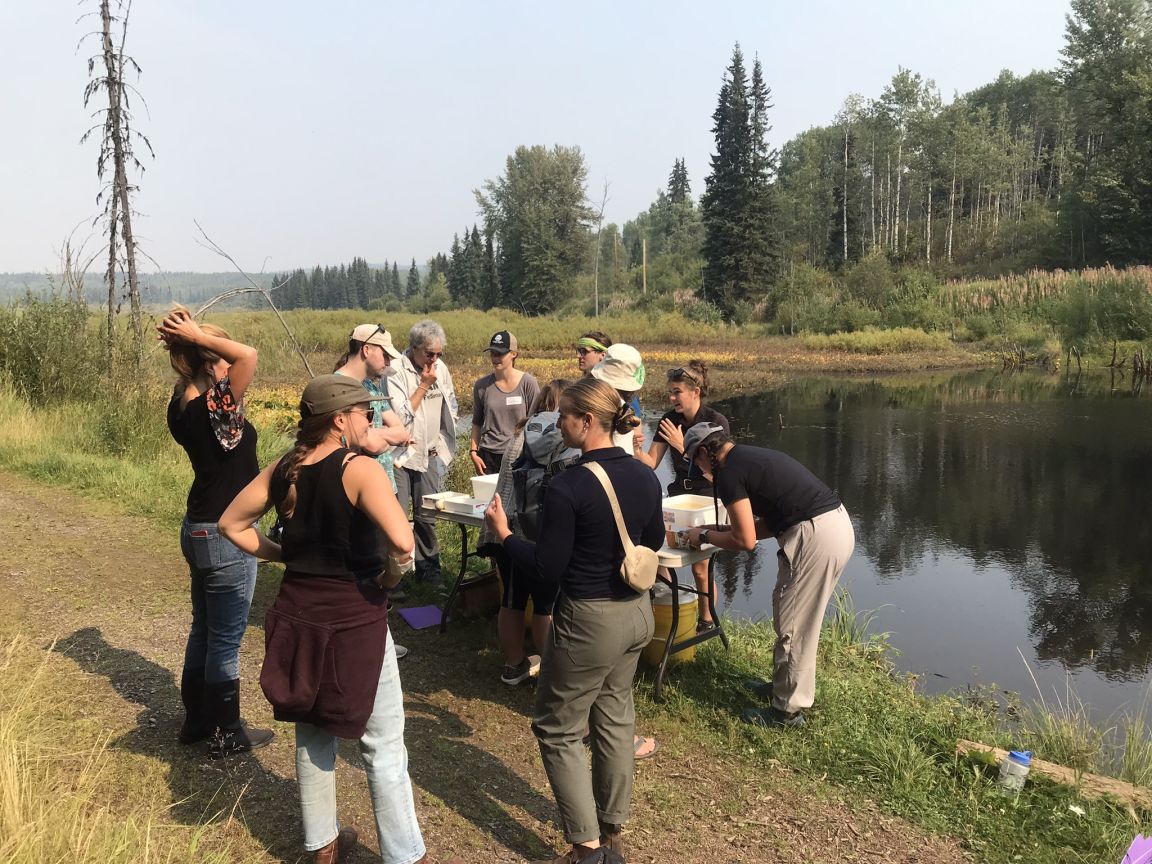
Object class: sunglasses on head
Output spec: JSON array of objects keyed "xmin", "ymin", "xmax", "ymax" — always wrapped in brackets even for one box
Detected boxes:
[{"xmin": 667, "ymin": 367, "xmax": 702, "ymax": 385}]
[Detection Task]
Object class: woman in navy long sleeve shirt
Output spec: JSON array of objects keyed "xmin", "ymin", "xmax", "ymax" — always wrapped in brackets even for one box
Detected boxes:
[{"xmin": 485, "ymin": 377, "xmax": 662, "ymax": 864}]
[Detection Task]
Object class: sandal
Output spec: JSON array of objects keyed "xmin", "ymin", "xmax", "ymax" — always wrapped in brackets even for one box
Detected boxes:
[{"xmin": 633, "ymin": 734, "xmax": 659, "ymax": 759}]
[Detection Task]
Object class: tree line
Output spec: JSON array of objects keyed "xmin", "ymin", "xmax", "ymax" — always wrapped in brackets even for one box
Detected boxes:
[{"xmin": 265, "ymin": 0, "xmax": 1151, "ymax": 330}]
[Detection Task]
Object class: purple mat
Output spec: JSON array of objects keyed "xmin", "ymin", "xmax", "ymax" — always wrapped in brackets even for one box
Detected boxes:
[{"xmin": 398, "ymin": 604, "xmax": 443, "ymax": 630}]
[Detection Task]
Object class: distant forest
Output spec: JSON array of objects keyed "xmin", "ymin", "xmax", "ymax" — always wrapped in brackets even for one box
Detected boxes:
[{"xmin": 9, "ymin": 0, "xmax": 1150, "ymax": 335}]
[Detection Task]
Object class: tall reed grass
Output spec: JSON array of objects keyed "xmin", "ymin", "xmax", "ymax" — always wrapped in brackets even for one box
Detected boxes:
[{"xmin": 0, "ymin": 639, "xmax": 250, "ymax": 863}]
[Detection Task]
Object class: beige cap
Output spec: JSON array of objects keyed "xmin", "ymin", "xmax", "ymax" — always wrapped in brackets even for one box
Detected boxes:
[
  {"xmin": 590, "ymin": 343, "xmax": 646, "ymax": 392},
  {"xmin": 351, "ymin": 324, "xmax": 403, "ymax": 360}
]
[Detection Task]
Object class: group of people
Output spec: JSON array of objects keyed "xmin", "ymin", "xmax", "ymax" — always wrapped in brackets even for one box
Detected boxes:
[{"xmin": 158, "ymin": 310, "xmax": 855, "ymax": 864}]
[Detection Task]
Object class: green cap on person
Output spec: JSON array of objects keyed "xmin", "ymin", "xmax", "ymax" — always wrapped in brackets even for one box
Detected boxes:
[{"xmin": 300, "ymin": 374, "xmax": 373, "ymax": 417}]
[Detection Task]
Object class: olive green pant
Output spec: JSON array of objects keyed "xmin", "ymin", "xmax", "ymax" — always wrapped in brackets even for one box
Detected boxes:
[
  {"xmin": 531, "ymin": 593, "xmax": 654, "ymax": 844},
  {"xmin": 772, "ymin": 504, "xmax": 856, "ymax": 714}
]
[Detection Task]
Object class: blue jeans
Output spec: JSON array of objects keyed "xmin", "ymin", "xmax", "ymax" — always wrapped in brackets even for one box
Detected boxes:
[
  {"xmin": 296, "ymin": 636, "xmax": 425, "ymax": 862},
  {"xmin": 180, "ymin": 518, "xmax": 258, "ymax": 684}
]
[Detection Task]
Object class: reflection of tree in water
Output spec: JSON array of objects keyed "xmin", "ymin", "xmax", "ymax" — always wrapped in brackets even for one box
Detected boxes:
[
  {"xmin": 714, "ymin": 549, "xmax": 762, "ymax": 608},
  {"xmin": 715, "ymin": 370, "xmax": 1152, "ymax": 681}
]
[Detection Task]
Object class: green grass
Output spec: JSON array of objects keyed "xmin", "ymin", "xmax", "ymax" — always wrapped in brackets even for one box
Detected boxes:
[
  {"xmin": 636, "ymin": 611, "xmax": 1151, "ymax": 864},
  {"xmin": 0, "ymin": 638, "xmax": 258, "ymax": 864},
  {"xmin": 802, "ymin": 326, "xmax": 955, "ymax": 354}
]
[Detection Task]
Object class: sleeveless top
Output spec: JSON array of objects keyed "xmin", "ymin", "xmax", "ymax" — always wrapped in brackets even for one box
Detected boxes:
[{"xmin": 274, "ymin": 448, "xmax": 386, "ymax": 582}]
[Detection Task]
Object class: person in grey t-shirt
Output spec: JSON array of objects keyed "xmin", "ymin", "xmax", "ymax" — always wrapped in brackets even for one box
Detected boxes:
[{"xmin": 469, "ymin": 330, "xmax": 540, "ymax": 475}]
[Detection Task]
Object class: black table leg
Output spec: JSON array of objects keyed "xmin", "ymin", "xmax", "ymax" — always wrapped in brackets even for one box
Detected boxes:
[
  {"xmin": 439, "ymin": 522, "xmax": 470, "ymax": 634},
  {"xmin": 651, "ymin": 558, "xmax": 730, "ymax": 703}
]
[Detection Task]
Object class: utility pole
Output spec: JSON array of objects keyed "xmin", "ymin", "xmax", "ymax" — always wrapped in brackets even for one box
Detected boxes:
[{"xmin": 642, "ymin": 237, "xmax": 647, "ymax": 296}]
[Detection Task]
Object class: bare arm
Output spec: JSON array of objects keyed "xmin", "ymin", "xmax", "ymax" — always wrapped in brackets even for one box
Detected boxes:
[
  {"xmin": 219, "ymin": 461, "xmax": 283, "ymax": 562},
  {"xmin": 685, "ymin": 498, "xmax": 759, "ymax": 552},
  {"xmin": 635, "ymin": 437, "xmax": 667, "ymax": 470},
  {"xmin": 469, "ymin": 423, "xmax": 486, "ymax": 474},
  {"xmin": 344, "ymin": 455, "xmax": 414, "ymax": 557},
  {"xmin": 156, "ymin": 310, "xmax": 258, "ymax": 399}
]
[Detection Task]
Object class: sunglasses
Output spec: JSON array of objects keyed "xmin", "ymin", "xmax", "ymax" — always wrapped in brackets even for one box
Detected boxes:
[
  {"xmin": 667, "ymin": 367, "xmax": 702, "ymax": 385},
  {"xmin": 420, "ymin": 348, "xmax": 444, "ymax": 360},
  {"xmin": 576, "ymin": 347, "xmax": 603, "ymax": 358},
  {"xmin": 349, "ymin": 407, "xmax": 376, "ymax": 423}
]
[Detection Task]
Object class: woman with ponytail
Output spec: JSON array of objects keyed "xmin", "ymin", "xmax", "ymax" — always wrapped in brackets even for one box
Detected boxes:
[
  {"xmin": 220, "ymin": 374, "xmax": 463, "ymax": 864},
  {"xmin": 158, "ymin": 306, "xmax": 274, "ymax": 758},
  {"xmin": 484, "ymin": 377, "xmax": 662, "ymax": 864},
  {"xmin": 634, "ymin": 359, "xmax": 730, "ymax": 631}
]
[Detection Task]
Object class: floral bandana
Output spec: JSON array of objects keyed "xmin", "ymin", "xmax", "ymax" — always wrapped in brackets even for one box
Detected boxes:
[{"xmin": 205, "ymin": 376, "xmax": 247, "ymax": 451}]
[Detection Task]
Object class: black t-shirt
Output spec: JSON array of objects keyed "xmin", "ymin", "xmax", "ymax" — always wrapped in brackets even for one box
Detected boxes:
[
  {"xmin": 715, "ymin": 444, "xmax": 841, "ymax": 535},
  {"xmin": 167, "ymin": 391, "xmax": 259, "ymax": 523},
  {"xmin": 654, "ymin": 404, "xmax": 730, "ymax": 494}
]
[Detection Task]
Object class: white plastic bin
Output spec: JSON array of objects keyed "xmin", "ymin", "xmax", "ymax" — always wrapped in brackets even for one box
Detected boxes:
[
  {"xmin": 662, "ymin": 494, "xmax": 727, "ymax": 548},
  {"xmin": 471, "ymin": 473, "xmax": 499, "ymax": 502}
]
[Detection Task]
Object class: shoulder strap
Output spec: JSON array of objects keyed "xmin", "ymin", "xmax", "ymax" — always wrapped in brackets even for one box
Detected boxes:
[{"xmin": 582, "ymin": 462, "xmax": 637, "ymax": 554}]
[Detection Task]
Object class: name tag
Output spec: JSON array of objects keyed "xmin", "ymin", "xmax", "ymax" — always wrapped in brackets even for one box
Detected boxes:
[{"xmin": 505, "ymin": 395, "xmax": 523, "ymax": 406}]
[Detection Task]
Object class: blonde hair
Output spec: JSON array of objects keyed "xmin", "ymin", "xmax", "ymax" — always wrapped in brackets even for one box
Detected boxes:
[
  {"xmin": 163, "ymin": 305, "xmax": 230, "ymax": 384},
  {"xmin": 560, "ymin": 377, "xmax": 639, "ymax": 437}
]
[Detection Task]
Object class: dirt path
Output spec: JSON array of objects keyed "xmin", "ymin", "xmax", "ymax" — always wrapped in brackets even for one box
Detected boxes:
[{"xmin": 0, "ymin": 470, "xmax": 973, "ymax": 864}]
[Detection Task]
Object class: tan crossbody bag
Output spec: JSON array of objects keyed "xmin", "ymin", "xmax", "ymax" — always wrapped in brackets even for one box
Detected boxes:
[{"xmin": 583, "ymin": 462, "xmax": 659, "ymax": 593}]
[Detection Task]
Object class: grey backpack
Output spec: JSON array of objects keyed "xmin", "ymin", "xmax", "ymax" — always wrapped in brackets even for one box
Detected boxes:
[{"xmin": 510, "ymin": 411, "xmax": 581, "ymax": 541}]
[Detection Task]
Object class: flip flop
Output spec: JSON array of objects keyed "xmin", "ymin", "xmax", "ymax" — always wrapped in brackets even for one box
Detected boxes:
[{"xmin": 633, "ymin": 735, "xmax": 659, "ymax": 760}]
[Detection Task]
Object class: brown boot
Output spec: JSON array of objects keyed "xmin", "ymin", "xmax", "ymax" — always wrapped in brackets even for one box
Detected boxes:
[
  {"xmin": 530, "ymin": 845, "xmax": 607, "ymax": 864},
  {"xmin": 599, "ymin": 822, "xmax": 624, "ymax": 857},
  {"xmin": 313, "ymin": 827, "xmax": 357, "ymax": 864}
]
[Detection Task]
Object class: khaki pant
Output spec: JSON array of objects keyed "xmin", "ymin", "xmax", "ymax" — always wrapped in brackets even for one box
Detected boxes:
[
  {"xmin": 532, "ymin": 593, "xmax": 654, "ymax": 844},
  {"xmin": 772, "ymin": 505, "xmax": 855, "ymax": 714}
]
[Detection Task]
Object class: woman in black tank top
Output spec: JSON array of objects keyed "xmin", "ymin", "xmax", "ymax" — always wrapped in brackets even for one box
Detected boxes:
[{"xmin": 220, "ymin": 374, "xmax": 463, "ymax": 864}]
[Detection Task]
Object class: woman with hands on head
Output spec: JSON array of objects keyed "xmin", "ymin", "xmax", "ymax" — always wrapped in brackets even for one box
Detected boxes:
[
  {"xmin": 484, "ymin": 377, "xmax": 661, "ymax": 864},
  {"xmin": 219, "ymin": 374, "xmax": 463, "ymax": 864},
  {"xmin": 634, "ymin": 360, "xmax": 730, "ymax": 632},
  {"xmin": 157, "ymin": 305, "xmax": 274, "ymax": 758}
]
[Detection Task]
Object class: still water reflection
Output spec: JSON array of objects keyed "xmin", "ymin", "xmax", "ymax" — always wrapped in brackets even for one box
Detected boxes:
[{"xmin": 649, "ymin": 369, "xmax": 1152, "ymax": 718}]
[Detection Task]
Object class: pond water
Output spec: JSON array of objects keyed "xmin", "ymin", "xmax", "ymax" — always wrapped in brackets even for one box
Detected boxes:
[{"xmin": 645, "ymin": 368, "xmax": 1152, "ymax": 719}]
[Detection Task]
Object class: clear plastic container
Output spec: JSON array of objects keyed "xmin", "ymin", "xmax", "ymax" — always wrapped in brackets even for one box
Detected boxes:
[{"xmin": 997, "ymin": 750, "xmax": 1032, "ymax": 794}]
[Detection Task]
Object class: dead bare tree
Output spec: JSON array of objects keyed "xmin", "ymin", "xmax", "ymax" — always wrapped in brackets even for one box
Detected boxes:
[
  {"xmin": 79, "ymin": 0, "xmax": 152, "ymax": 371},
  {"xmin": 193, "ymin": 222, "xmax": 315, "ymax": 377},
  {"xmin": 591, "ymin": 180, "xmax": 610, "ymax": 318}
]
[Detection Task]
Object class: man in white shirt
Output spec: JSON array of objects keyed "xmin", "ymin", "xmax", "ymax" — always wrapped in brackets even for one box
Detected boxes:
[{"xmin": 386, "ymin": 319, "xmax": 458, "ymax": 583}]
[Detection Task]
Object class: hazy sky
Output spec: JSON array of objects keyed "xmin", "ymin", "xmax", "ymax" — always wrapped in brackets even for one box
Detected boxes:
[{"xmin": 2, "ymin": 1, "xmax": 1069, "ymax": 274}]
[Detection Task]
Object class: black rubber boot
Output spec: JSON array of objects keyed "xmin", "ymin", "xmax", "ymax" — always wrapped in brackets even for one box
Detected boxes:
[
  {"xmin": 205, "ymin": 679, "xmax": 274, "ymax": 759},
  {"xmin": 177, "ymin": 667, "xmax": 213, "ymax": 745}
]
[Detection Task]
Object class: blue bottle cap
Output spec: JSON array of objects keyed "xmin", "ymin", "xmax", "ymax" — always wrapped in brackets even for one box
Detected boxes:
[{"xmin": 1008, "ymin": 750, "xmax": 1032, "ymax": 766}]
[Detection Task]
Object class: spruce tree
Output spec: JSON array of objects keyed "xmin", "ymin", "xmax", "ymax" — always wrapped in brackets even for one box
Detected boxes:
[
  {"xmin": 668, "ymin": 158, "xmax": 691, "ymax": 203},
  {"xmin": 406, "ymin": 258, "xmax": 420, "ymax": 298},
  {"xmin": 391, "ymin": 261, "xmax": 401, "ymax": 297},
  {"xmin": 701, "ymin": 45, "xmax": 780, "ymax": 317}
]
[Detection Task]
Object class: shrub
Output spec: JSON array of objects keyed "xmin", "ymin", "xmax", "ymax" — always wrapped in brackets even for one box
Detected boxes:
[{"xmin": 0, "ymin": 296, "xmax": 99, "ymax": 404}]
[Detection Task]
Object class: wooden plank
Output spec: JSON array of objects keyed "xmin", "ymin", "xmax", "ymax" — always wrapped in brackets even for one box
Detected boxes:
[{"xmin": 956, "ymin": 739, "xmax": 1152, "ymax": 811}]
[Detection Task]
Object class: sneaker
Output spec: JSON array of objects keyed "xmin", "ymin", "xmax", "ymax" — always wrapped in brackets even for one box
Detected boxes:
[
  {"xmin": 742, "ymin": 706, "xmax": 806, "ymax": 728},
  {"xmin": 500, "ymin": 654, "xmax": 540, "ymax": 685},
  {"xmin": 743, "ymin": 677, "xmax": 774, "ymax": 701},
  {"xmin": 394, "ymin": 643, "xmax": 409, "ymax": 660},
  {"xmin": 696, "ymin": 618, "xmax": 717, "ymax": 634}
]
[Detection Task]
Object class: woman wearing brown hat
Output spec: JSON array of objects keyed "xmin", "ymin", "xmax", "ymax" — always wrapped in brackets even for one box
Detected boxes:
[
  {"xmin": 158, "ymin": 306, "xmax": 274, "ymax": 758},
  {"xmin": 220, "ymin": 374, "xmax": 462, "ymax": 864}
]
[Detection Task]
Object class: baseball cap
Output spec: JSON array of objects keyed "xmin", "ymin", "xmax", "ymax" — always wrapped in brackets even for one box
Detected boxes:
[
  {"xmin": 682, "ymin": 422, "xmax": 726, "ymax": 465},
  {"xmin": 300, "ymin": 374, "xmax": 373, "ymax": 416},
  {"xmin": 350, "ymin": 324, "xmax": 402, "ymax": 360},
  {"xmin": 482, "ymin": 330, "xmax": 519, "ymax": 354},
  {"xmin": 590, "ymin": 343, "xmax": 645, "ymax": 392}
]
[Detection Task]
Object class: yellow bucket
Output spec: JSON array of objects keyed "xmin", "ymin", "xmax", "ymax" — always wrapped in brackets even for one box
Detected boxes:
[{"xmin": 642, "ymin": 582, "xmax": 697, "ymax": 666}]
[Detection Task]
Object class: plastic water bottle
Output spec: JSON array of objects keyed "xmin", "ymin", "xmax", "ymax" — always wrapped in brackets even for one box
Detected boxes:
[{"xmin": 997, "ymin": 750, "xmax": 1032, "ymax": 794}]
